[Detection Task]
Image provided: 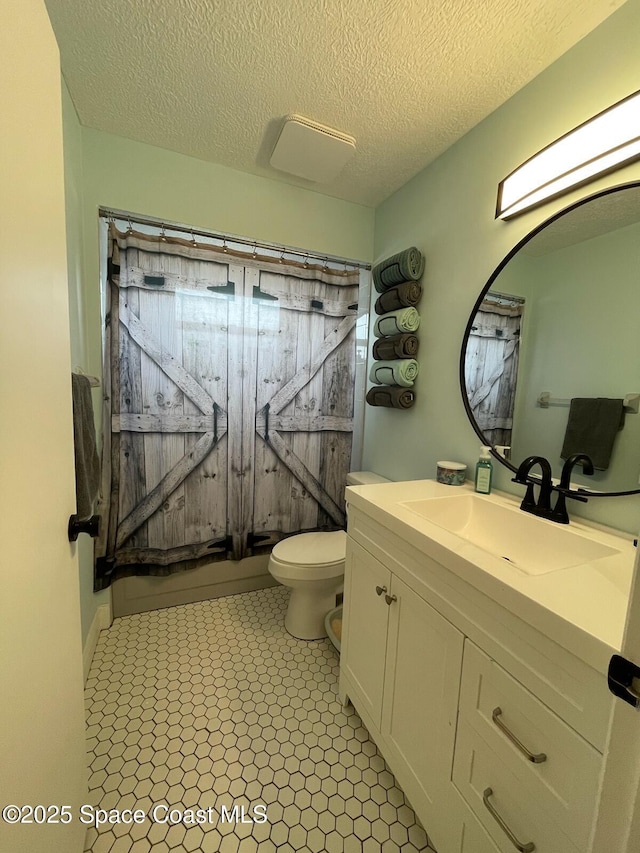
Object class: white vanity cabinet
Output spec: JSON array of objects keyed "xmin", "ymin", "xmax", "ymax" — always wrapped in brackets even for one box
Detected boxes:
[
  {"xmin": 341, "ymin": 539, "xmax": 464, "ymax": 845},
  {"xmin": 340, "ymin": 503, "xmax": 614, "ymax": 853}
]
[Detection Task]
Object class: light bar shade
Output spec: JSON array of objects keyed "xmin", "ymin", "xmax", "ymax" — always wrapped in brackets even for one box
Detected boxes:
[{"xmin": 497, "ymin": 90, "xmax": 640, "ymax": 220}]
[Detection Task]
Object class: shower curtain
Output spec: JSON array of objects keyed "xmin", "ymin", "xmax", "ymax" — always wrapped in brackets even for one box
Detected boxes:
[{"xmin": 94, "ymin": 224, "xmax": 362, "ymax": 590}]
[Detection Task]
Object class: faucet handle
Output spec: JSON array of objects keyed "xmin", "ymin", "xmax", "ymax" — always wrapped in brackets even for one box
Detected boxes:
[{"xmin": 511, "ymin": 478, "xmax": 537, "ymax": 514}]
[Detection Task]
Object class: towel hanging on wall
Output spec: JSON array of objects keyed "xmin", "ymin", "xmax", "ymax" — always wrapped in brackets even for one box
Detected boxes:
[
  {"xmin": 374, "ymin": 282, "xmax": 423, "ymax": 314},
  {"xmin": 372, "ymin": 333, "xmax": 419, "ymax": 360},
  {"xmin": 372, "ymin": 247, "xmax": 425, "ymax": 292},
  {"xmin": 374, "ymin": 307, "xmax": 421, "ymax": 337},
  {"xmin": 560, "ymin": 397, "xmax": 625, "ymax": 470},
  {"xmin": 366, "ymin": 386, "xmax": 415, "ymax": 409},
  {"xmin": 369, "ymin": 359, "xmax": 419, "ymax": 387},
  {"xmin": 71, "ymin": 373, "xmax": 100, "ymax": 519}
]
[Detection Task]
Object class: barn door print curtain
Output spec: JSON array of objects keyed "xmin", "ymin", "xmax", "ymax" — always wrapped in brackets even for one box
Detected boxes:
[
  {"xmin": 464, "ymin": 292, "xmax": 524, "ymax": 448},
  {"xmin": 94, "ymin": 224, "xmax": 361, "ymax": 590}
]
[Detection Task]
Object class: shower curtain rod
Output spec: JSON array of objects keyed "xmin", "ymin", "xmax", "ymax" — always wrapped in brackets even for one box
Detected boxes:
[{"xmin": 99, "ymin": 207, "xmax": 371, "ymax": 271}]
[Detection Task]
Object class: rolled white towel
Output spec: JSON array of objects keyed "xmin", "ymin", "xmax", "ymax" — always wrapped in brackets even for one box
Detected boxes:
[
  {"xmin": 369, "ymin": 359, "xmax": 419, "ymax": 387},
  {"xmin": 373, "ymin": 307, "xmax": 420, "ymax": 338}
]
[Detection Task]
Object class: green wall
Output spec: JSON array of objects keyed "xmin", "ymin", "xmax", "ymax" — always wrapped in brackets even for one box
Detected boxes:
[
  {"xmin": 62, "ymin": 80, "xmax": 86, "ymax": 369},
  {"xmin": 367, "ymin": 0, "xmax": 640, "ymax": 532},
  {"xmin": 498, "ymin": 219, "xmax": 640, "ymax": 495},
  {"xmin": 61, "ymin": 79, "xmax": 110, "ymax": 644}
]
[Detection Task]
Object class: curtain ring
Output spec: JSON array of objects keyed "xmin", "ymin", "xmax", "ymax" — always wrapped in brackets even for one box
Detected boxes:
[
  {"xmin": 279, "ymin": 249, "xmax": 285, "ymax": 264},
  {"xmin": 190, "ymin": 230, "xmax": 197, "ymax": 247},
  {"xmin": 252, "ymin": 244, "xmax": 257, "ymax": 259},
  {"xmin": 160, "ymin": 224, "xmax": 167, "ymax": 242},
  {"xmin": 126, "ymin": 217, "xmax": 133, "ymax": 235},
  {"xmin": 222, "ymin": 239, "xmax": 228, "ymax": 253},
  {"xmin": 303, "ymin": 255, "xmax": 309, "ymax": 268}
]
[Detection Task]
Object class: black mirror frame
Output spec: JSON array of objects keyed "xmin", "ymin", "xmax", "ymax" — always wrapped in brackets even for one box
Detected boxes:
[{"xmin": 459, "ymin": 180, "xmax": 640, "ymax": 498}]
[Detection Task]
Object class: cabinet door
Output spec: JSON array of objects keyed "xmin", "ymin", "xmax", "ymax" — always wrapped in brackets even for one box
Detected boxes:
[
  {"xmin": 457, "ymin": 807, "xmax": 502, "ymax": 853},
  {"xmin": 382, "ymin": 576, "xmax": 464, "ymax": 844},
  {"xmin": 341, "ymin": 539, "xmax": 392, "ymax": 728}
]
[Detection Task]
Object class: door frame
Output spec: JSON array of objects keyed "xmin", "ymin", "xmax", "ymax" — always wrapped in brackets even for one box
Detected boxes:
[{"xmin": 591, "ymin": 541, "xmax": 640, "ymax": 852}]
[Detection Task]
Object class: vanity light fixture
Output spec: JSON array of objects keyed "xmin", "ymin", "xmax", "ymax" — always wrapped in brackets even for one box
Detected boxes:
[{"xmin": 496, "ymin": 89, "xmax": 640, "ymax": 219}]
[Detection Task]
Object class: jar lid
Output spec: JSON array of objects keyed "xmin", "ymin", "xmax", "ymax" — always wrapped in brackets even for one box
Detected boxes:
[{"xmin": 437, "ymin": 460, "xmax": 466, "ymax": 470}]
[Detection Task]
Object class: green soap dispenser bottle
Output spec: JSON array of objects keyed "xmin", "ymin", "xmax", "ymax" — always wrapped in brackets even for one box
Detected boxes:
[{"xmin": 475, "ymin": 446, "xmax": 493, "ymax": 494}]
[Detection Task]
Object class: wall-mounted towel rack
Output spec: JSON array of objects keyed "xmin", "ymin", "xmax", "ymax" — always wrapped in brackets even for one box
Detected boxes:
[
  {"xmin": 73, "ymin": 368, "xmax": 100, "ymax": 387},
  {"xmin": 537, "ymin": 391, "xmax": 640, "ymax": 414}
]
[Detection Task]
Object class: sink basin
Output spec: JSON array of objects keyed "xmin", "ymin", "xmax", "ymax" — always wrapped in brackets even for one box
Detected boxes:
[{"xmin": 400, "ymin": 494, "xmax": 620, "ymax": 574}]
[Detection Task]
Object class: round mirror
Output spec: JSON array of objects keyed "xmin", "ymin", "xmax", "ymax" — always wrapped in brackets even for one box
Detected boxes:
[{"xmin": 460, "ymin": 181, "xmax": 640, "ymax": 496}]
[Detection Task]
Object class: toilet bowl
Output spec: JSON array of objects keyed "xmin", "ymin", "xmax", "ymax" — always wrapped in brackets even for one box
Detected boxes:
[
  {"xmin": 269, "ymin": 531, "xmax": 347, "ymax": 640},
  {"xmin": 268, "ymin": 471, "xmax": 390, "ymax": 639}
]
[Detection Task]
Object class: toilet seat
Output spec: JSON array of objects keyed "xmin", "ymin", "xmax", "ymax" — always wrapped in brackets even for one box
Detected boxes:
[
  {"xmin": 273, "ymin": 531, "xmax": 346, "ymax": 565},
  {"xmin": 270, "ymin": 531, "xmax": 346, "ymax": 580}
]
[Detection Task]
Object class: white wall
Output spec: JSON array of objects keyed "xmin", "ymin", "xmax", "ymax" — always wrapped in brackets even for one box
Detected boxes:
[
  {"xmin": 366, "ymin": 0, "xmax": 640, "ymax": 533},
  {"xmin": 0, "ymin": 2, "xmax": 87, "ymax": 850}
]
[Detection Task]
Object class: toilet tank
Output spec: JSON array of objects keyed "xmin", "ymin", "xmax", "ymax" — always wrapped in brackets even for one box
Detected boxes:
[
  {"xmin": 346, "ymin": 471, "xmax": 391, "ymax": 486},
  {"xmin": 344, "ymin": 472, "xmax": 390, "ymax": 529}
]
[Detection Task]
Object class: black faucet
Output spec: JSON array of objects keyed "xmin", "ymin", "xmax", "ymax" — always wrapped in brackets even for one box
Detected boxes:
[
  {"xmin": 512, "ymin": 456, "xmax": 554, "ymax": 518},
  {"xmin": 549, "ymin": 453, "xmax": 594, "ymax": 524}
]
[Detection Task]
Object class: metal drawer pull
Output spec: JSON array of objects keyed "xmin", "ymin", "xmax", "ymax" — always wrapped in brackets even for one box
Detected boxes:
[
  {"xmin": 492, "ymin": 707, "xmax": 547, "ymax": 764},
  {"xmin": 384, "ymin": 594, "xmax": 397, "ymax": 605},
  {"xmin": 483, "ymin": 788, "xmax": 535, "ymax": 853},
  {"xmin": 375, "ymin": 585, "xmax": 387, "ymax": 596}
]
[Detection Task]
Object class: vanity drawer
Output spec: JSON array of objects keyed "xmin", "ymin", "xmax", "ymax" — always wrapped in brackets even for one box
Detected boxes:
[
  {"xmin": 456, "ymin": 640, "xmax": 602, "ymax": 851},
  {"xmin": 453, "ymin": 720, "xmax": 581, "ymax": 853},
  {"xmin": 450, "ymin": 786, "xmax": 501, "ymax": 853}
]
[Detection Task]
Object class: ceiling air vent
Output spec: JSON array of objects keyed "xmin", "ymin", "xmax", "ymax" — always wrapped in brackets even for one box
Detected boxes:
[{"xmin": 270, "ymin": 115, "xmax": 356, "ymax": 183}]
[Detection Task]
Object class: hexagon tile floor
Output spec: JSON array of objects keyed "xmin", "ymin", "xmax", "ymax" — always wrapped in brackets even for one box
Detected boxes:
[{"xmin": 84, "ymin": 585, "xmax": 437, "ymax": 853}]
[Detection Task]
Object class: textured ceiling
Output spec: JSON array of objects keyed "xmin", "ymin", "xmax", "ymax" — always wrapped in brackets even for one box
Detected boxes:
[
  {"xmin": 524, "ymin": 184, "xmax": 640, "ymax": 255},
  {"xmin": 45, "ymin": 0, "xmax": 625, "ymax": 208}
]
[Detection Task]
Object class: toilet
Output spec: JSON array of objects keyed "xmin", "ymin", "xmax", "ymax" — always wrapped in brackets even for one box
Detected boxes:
[{"xmin": 268, "ymin": 471, "xmax": 390, "ymax": 639}]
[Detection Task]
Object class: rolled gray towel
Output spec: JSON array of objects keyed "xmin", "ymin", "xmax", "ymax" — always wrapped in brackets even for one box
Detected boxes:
[
  {"xmin": 375, "ymin": 282, "xmax": 422, "ymax": 315},
  {"xmin": 366, "ymin": 386, "xmax": 415, "ymax": 409},
  {"xmin": 373, "ymin": 307, "xmax": 420, "ymax": 337},
  {"xmin": 369, "ymin": 359, "xmax": 419, "ymax": 387},
  {"xmin": 372, "ymin": 334, "xmax": 419, "ymax": 360},
  {"xmin": 373, "ymin": 247, "xmax": 425, "ymax": 292}
]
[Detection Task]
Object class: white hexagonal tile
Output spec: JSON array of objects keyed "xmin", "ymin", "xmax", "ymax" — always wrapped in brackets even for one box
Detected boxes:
[
  {"xmin": 306, "ymin": 826, "xmax": 326, "ymax": 853},
  {"xmin": 390, "ymin": 822, "xmax": 410, "ymax": 846},
  {"xmin": 269, "ymin": 820, "xmax": 289, "ymax": 846},
  {"xmin": 408, "ymin": 822, "xmax": 430, "ymax": 849}
]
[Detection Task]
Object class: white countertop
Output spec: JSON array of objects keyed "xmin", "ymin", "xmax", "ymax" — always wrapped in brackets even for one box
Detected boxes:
[{"xmin": 345, "ymin": 479, "xmax": 637, "ymax": 673}]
